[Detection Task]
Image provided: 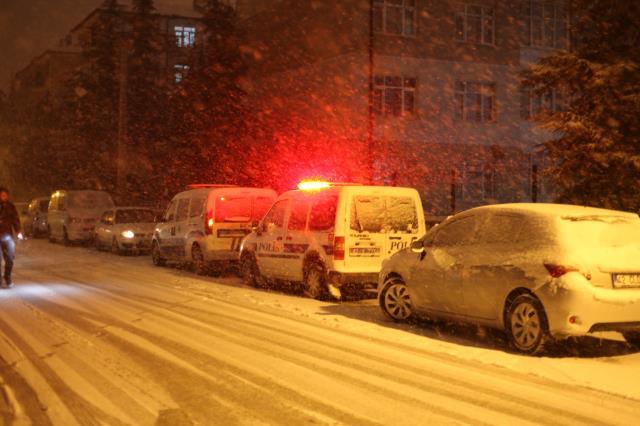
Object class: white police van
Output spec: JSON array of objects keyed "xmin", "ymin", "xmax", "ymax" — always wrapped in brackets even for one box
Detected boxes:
[
  {"xmin": 240, "ymin": 181, "xmax": 426, "ymax": 299},
  {"xmin": 152, "ymin": 185, "xmax": 277, "ymax": 274}
]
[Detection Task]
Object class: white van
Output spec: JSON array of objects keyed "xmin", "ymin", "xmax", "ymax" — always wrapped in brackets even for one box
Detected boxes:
[
  {"xmin": 151, "ymin": 185, "xmax": 277, "ymax": 274},
  {"xmin": 239, "ymin": 181, "xmax": 426, "ymax": 299},
  {"xmin": 48, "ymin": 190, "xmax": 115, "ymax": 244}
]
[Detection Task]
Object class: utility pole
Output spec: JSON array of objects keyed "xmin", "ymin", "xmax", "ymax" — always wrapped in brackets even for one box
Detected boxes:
[{"xmin": 116, "ymin": 44, "xmax": 128, "ymax": 201}]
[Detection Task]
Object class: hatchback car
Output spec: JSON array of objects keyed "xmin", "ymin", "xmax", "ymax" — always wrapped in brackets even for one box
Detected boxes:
[
  {"xmin": 378, "ymin": 204, "xmax": 640, "ymax": 354},
  {"xmin": 94, "ymin": 207, "xmax": 157, "ymax": 254},
  {"xmin": 25, "ymin": 196, "xmax": 50, "ymax": 238}
]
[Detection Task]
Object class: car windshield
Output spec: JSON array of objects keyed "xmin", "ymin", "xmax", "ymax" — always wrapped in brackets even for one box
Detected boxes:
[
  {"xmin": 38, "ymin": 200, "xmax": 49, "ymax": 212},
  {"xmin": 559, "ymin": 216, "xmax": 640, "ymax": 248},
  {"xmin": 116, "ymin": 209, "xmax": 155, "ymax": 224},
  {"xmin": 350, "ymin": 195, "xmax": 419, "ymax": 234},
  {"xmin": 67, "ymin": 192, "xmax": 114, "ymax": 209},
  {"xmin": 215, "ymin": 195, "xmax": 275, "ymax": 223}
]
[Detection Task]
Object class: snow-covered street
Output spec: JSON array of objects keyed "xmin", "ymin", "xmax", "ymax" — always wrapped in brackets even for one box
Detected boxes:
[{"xmin": 1, "ymin": 240, "xmax": 639, "ymax": 425}]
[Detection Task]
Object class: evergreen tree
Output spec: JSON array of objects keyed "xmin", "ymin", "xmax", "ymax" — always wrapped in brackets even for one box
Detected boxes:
[
  {"xmin": 126, "ymin": 0, "xmax": 169, "ymax": 201},
  {"xmin": 169, "ymin": 0, "xmax": 249, "ymax": 188},
  {"xmin": 523, "ymin": 0, "xmax": 640, "ymax": 211}
]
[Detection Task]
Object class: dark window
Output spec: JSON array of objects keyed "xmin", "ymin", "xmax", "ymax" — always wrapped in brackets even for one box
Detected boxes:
[
  {"xmin": 262, "ymin": 200, "xmax": 288, "ymax": 231},
  {"xmin": 288, "ymin": 201, "xmax": 309, "ymax": 231},
  {"xmin": 189, "ymin": 198, "xmax": 205, "ymax": 218},
  {"xmin": 455, "ymin": 81, "xmax": 496, "ymax": 122},
  {"xmin": 164, "ymin": 201, "xmax": 177, "ymax": 222},
  {"xmin": 116, "ymin": 209, "xmax": 155, "ymax": 224},
  {"xmin": 309, "ymin": 196, "xmax": 338, "ymax": 231},
  {"xmin": 374, "ymin": 75, "xmax": 416, "ymax": 116},
  {"xmin": 434, "ymin": 216, "xmax": 477, "ymax": 246},
  {"xmin": 455, "ymin": 4, "xmax": 494, "ymax": 45},
  {"xmin": 176, "ymin": 199, "xmax": 190, "ymax": 221},
  {"xmin": 373, "ymin": 0, "xmax": 416, "ymax": 36}
]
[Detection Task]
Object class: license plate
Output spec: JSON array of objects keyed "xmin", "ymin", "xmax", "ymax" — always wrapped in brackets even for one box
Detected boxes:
[
  {"xmin": 612, "ymin": 273, "xmax": 640, "ymax": 289},
  {"xmin": 349, "ymin": 247, "xmax": 381, "ymax": 257}
]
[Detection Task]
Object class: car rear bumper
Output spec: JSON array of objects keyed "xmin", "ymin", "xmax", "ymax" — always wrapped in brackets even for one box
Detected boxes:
[
  {"xmin": 328, "ymin": 271, "xmax": 378, "ymax": 289},
  {"xmin": 539, "ymin": 273, "xmax": 640, "ymax": 337}
]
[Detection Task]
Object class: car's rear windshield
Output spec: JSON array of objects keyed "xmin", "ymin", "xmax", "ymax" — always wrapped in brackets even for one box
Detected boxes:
[
  {"xmin": 215, "ymin": 195, "xmax": 275, "ymax": 223},
  {"xmin": 68, "ymin": 192, "xmax": 114, "ymax": 209},
  {"xmin": 350, "ymin": 195, "xmax": 419, "ymax": 234},
  {"xmin": 116, "ymin": 209, "xmax": 155, "ymax": 224},
  {"xmin": 559, "ymin": 215, "xmax": 640, "ymax": 248}
]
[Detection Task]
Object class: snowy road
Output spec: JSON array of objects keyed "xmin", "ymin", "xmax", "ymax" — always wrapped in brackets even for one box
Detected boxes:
[{"xmin": 1, "ymin": 240, "xmax": 640, "ymax": 425}]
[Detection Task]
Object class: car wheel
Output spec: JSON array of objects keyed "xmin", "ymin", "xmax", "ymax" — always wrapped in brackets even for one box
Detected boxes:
[
  {"xmin": 151, "ymin": 242, "xmax": 166, "ymax": 267},
  {"xmin": 303, "ymin": 263, "xmax": 327, "ymax": 299},
  {"xmin": 192, "ymin": 244, "xmax": 208, "ymax": 275},
  {"xmin": 379, "ymin": 276, "xmax": 413, "ymax": 322},
  {"xmin": 623, "ymin": 331, "xmax": 640, "ymax": 349},
  {"xmin": 506, "ymin": 294, "xmax": 549, "ymax": 355},
  {"xmin": 63, "ymin": 228, "xmax": 71, "ymax": 246},
  {"xmin": 111, "ymin": 238, "xmax": 123, "ymax": 255},
  {"xmin": 241, "ymin": 254, "xmax": 262, "ymax": 288}
]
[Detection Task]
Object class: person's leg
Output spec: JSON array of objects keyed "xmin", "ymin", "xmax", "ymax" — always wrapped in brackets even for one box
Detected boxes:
[{"xmin": 0, "ymin": 235, "xmax": 15, "ymax": 285}]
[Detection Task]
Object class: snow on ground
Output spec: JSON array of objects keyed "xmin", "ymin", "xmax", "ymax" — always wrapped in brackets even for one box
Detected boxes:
[{"xmin": 0, "ymin": 239, "xmax": 639, "ymax": 425}]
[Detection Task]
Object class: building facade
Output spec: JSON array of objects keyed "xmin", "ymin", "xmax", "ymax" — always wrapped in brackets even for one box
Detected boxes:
[{"xmin": 240, "ymin": 0, "xmax": 570, "ymax": 217}]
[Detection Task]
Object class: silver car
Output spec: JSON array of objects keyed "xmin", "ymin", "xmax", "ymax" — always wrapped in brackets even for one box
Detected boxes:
[{"xmin": 378, "ymin": 204, "xmax": 640, "ymax": 354}]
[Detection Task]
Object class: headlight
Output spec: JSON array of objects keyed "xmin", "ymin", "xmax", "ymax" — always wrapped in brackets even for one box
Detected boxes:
[{"xmin": 121, "ymin": 230, "xmax": 135, "ymax": 239}]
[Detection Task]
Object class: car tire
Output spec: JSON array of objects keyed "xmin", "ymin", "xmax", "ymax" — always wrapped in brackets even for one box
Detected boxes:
[
  {"xmin": 192, "ymin": 244, "xmax": 208, "ymax": 275},
  {"xmin": 303, "ymin": 263, "xmax": 327, "ymax": 300},
  {"xmin": 241, "ymin": 254, "xmax": 263, "ymax": 288},
  {"xmin": 63, "ymin": 228, "xmax": 71, "ymax": 246},
  {"xmin": 151, "ymin": 242, "xmax": 166, "ymax": 267},
  {"xmin": 505, "ymin": 294, "xmax": 549, "ymax": 355},
  {"xmin": 379, "ymin": 276, "xmax": 414, "ymax": 322},
  {"xmin": 111, "ymin": 238, "xmax": 123, "ymax": 255},
  {"xmin": 623, "ymin": 331, "xmax": 640, "ymax": 349}
]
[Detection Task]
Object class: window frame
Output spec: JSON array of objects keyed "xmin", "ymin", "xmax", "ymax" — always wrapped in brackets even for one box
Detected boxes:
[
  {"xmin": 174, "ymin": 25, "xmax": 196, "ymax": 48},
  {"xmin": 455, "ymin": 3, "xmax": 495, "ymax": 46},
  {"xmin": 521, "ymin": 0, "xmax": 569, "ymax": 49},
  {"xmin": 373, "ymin": 75, "xmax": 417, "ymax": 117},
  {"xmin": 454, "ymin": 80, "xmax": 496, "ymax": 123},
  {"xmin": 373, "ymin": 0, "xmax": 417, "ymax": 38}
]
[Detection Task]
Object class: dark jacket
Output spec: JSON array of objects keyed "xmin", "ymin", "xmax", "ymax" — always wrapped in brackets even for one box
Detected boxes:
[{"xmin": 0, "ymin": 201, "xmax": 21, "ymax": 236}]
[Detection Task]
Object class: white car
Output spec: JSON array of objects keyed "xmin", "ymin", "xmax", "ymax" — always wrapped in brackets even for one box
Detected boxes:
[
  {"xmin": 48, "ymin": 190, "xmax": 115, "ymax": 244},
  {"xmin": 14, "ymin": 202, "xmax": 29, "ymax": 233},
  {"xmin": 152, "ymin": 185, "xmax": 277, "ymax": 274},
  {"xmin": 25, "ymin": 197, "xmax": 50, "ymax": 238},
  {"xmin": 240, "ymin": 181, "xmax": 426, "ymax": 299},
  {"xmin": 378, "ymin": 203, "xmax": 640, "ymax": 354},
  {"xmin": 94, "ymin": 207, "xmax": 157, "ymax": 255}
]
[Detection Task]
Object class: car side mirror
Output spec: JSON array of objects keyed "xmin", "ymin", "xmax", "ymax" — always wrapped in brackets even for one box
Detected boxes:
[{"xmin": 411, "ymin": 240, "xmax": 425, "ymax": 254}]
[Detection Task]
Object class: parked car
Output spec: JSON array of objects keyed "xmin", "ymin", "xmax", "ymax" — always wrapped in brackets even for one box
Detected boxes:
[
  {"xmin": 378, "ymin": 203, "xmax": 640, "ymax": 354},
  {"xmin": 94, "ymin": 207, "xmax": 158, "ymax": 255},
  {"xmin": 152, "ymin": 185, "xmax": 277, "ymax": 274},
  {"xmin": 47, "ymin": 190, "xmax": 115, "ymax": 244},
  {"xmin": 240, "ymin": 181, "xmax": 426, "ymax": 299},
  {"xmin": 25, "ymin": 197, "xmax": 50, "ymax": 237},
  {"xmin": 14, "ymin": 202, "xmax": 29, "ymax": 233}
]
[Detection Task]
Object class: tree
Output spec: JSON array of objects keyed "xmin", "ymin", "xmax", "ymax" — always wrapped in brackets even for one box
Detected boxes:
[
  {"xmin": 523, "ymin": 0, "xmax": 640, "ymax": 211},
  {"xmin": 167, "ymin": 0, "xmax": 250, "ymax": 191}
]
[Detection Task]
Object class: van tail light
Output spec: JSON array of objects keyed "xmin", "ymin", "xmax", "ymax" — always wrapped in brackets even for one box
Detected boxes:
[
  {"xmin": 544, "ymin": 263, "xmax": 590, "ymax": 280},
  {"xmin": 333, "ymin": 236, "xmax": 345, "ymax": 261},
  {"xmin": 205, "ymin": 214, "xmax": 214, "ymax": 235}
]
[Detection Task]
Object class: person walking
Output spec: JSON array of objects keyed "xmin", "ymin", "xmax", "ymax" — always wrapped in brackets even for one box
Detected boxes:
[{"xmin": 0, "ymin": 187, "xmax": 23, "ymax": 288}]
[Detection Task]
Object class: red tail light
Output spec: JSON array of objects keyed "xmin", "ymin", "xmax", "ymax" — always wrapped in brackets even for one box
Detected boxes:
[
  {"xmin": 544, "ymin": 263, "xmax": 579, "ymax": 278},
  {"xmin": 205, "ymin": 213, "xmax": 214, "ymax": 235},
  {"xmin": 333, "ymin": 236, "xmax": 345, "ymax": 261}
]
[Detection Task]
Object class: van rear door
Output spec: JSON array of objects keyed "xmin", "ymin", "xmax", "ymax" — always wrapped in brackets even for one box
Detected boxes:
[{"xmin": 346, "ymin": 192, "xmax": 421, "ymax": 272}]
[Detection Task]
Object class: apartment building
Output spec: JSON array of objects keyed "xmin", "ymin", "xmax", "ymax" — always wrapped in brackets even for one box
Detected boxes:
[{"xmin": 241, "ymin": 0, "xmax": 570, "ymax": 216}]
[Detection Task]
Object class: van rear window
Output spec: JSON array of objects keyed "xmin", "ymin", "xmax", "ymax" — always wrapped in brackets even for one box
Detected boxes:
[
  {"xmin": 68, "ymin": 192, "xmax": 114, "ymax": 209},
  {"xmin": 350, "ymin": 195, "xmax": 418, "ymax": 234},
  {"xmin": 309, "ymin": 195, "xmax": 337, "ymax": 231},
  {"xmin": 215, "ymin": 196, "xmax": 276, "ymax": 223}
]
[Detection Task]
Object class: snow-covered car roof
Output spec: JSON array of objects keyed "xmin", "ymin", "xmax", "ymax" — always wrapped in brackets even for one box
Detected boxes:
[{"xmin": 468, "ymin": 203, "xmax": 638, "ymax": 219}]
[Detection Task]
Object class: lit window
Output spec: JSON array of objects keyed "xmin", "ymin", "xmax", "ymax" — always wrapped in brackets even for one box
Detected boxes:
[
  {"xmin": 373, "ymin": 75, "xmax": 416, "ymax": 117},
  {"xmin": 455, "ymin": 4, "xmax": 495, "ymax": 45},
  {"xmin": 373, "ymin": 0, "xmax": 416, "ymax": 37},
  {"xmin": 174, "ymin": 64, "xmax": 190, "ymax": 83},
  {"xmin": 521, "ymin": 1, "xmax": 569, "ymax": 49},
  {"xmin": 455, "ymin": 81, "xmax": 496, "ymax": 122},
  {"xmin": 520, "ymin": 88, "xmax": 566, "ymax": 120},
  {"xmin": 175, "ymin": 26, "xmax": 196, "ymax": 47}
]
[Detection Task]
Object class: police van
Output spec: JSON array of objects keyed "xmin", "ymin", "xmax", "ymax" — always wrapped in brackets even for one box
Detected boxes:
[
  {"xmin": 152, "ymin": 185, "xmax": 277, "ymax": 274},
  {"xmin": 239, "ymin": 181, "xmax": 426, "ymax": 299}
]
